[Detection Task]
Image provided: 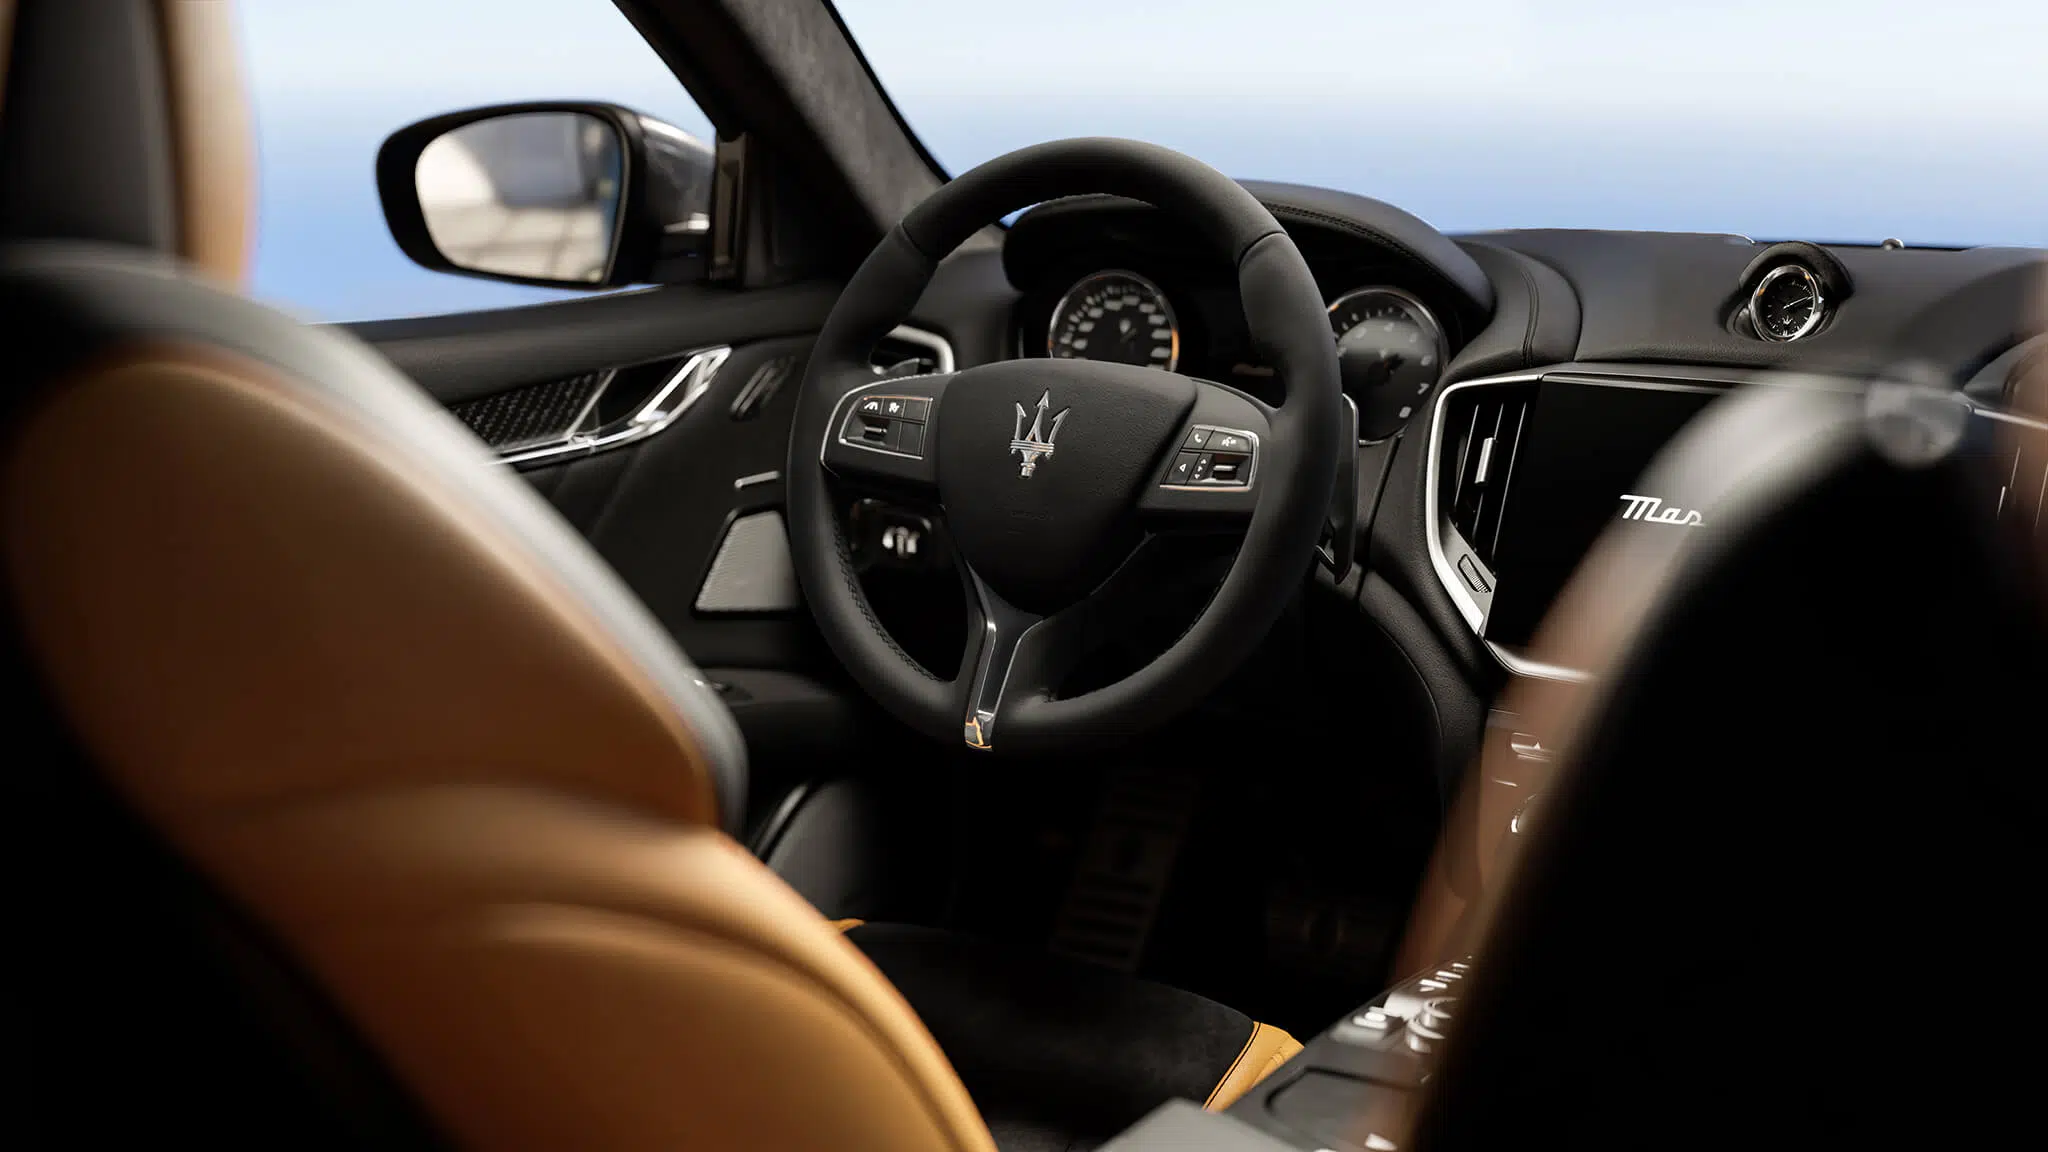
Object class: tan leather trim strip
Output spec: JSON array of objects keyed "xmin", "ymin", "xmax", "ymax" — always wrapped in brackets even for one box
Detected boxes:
[
  {"xmin": 0, "ymin": 2, "xmax": 17, "ymax": 120},
  {"xmin": 152, "ymin": 1, "xmax": 253, "ymax": 286},
  {"xmin": 1204, "ymin": 1022, "xmax": 1303, "ymax": 1111},
  {"xmin": 830, "ymin": 919, "xmax": 867, "ymax": 933}
]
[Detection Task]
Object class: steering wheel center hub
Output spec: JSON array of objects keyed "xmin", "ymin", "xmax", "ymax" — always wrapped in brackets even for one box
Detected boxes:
[{"xmin": 935, "ymin": 359, "xmax": 1196, "ymax": 614}]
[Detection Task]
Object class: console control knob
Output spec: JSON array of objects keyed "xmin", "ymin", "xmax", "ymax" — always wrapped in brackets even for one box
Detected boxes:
[
  {"xmin": 1351, "ymin": 1007, "xmax": 1395, "ymax": 1031},
  {"xmin": 1404, "ymin": 995, "xmax": 1457, "ymax": 1054}
]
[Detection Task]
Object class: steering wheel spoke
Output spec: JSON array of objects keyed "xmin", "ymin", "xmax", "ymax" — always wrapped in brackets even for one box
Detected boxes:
[
  {"xmin": 1137, "ymin": 378, "xmax": 1270, "ymax": 532},
  {"xmin": 819, "ymin": 373, "xmax": 954, "ymax": 497},
  {"xmin": 955, "ymin": 536, "xmax": 1186, "ymax": 750},
  {"xmin": 956, "ymin": 570, "xmax": 1042, "ymax": 750}
]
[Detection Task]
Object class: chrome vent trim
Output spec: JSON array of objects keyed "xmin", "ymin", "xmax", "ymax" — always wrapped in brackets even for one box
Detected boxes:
[
  {"xmin": 495, "ymin": 346, "xmax": 732, "ymax": 468},
  {"xmin": 1426, "ymin": 373, "xmax": 1541, "ymax": 640},
  {"xmin": 1974, "ymin": 404, "xmax": 2048, "ymax": 546}
]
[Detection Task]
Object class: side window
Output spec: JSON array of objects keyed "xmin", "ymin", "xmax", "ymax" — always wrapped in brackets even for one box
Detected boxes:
[{"xmin": 237, "ymin": 0, "xmax": 715, "ymax": 322}]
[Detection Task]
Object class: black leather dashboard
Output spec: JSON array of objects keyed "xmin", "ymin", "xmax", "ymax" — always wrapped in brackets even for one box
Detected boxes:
[{"xmin": 897, "ymin": 184, "xmax": 2046, "ymax": 709}]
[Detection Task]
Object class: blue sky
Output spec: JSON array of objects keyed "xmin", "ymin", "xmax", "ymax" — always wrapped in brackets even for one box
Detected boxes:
[{"xmin": 240, "ymin": 0, "xmax": 2048, "ymax": 321}]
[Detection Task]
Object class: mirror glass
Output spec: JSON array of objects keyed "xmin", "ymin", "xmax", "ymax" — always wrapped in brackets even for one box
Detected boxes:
[{"xmin": 415, "ymin": 111, "xmax": 623, "ymax": 283}]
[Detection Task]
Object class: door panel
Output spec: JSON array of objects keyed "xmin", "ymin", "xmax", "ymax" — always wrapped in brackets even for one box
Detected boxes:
[
  {"xmin": 345, "ymin": 280, "xmax": 843, "ymax": 405},
  {"xmin": 342, "ymin": 285, "xmax": 834, "ymax": 668},
  {"xmin": 340, "ymin": 281, "xmax": 877, "ymax": 831}
]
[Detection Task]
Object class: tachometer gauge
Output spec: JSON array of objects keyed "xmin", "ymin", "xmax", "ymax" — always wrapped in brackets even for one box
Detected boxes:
[
  {"xmin": 1048, "ymin": 270, "xmax": 1180, "ymax": 370},
  {"xmin": 1328, "ymin": 286, "xmax": 1446, "ymax": 441}
]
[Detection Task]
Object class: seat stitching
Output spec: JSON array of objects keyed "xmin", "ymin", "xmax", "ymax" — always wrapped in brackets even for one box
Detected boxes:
[{"xmin": 1203, "ymin": 1024, "xmax": 1260, "ymax": 1108}]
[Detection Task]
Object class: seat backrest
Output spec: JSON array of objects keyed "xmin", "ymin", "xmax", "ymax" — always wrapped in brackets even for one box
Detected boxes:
[
  {"xmin": 2, "ymin": 5, "xmax": 995, "ymax": 1149},
  {"xmin": 1410, "ymin": 379, "xmax": 2048, "ymax": 1149}
]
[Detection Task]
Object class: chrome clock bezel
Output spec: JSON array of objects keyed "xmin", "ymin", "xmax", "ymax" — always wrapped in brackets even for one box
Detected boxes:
[
  {"xmin": 1047, "ymin": 269, "xmax": 1181, "ymax": 371},
  {"xmin": 1750, "ymin": 263, "xmax": 1827, "ymax": 343}
]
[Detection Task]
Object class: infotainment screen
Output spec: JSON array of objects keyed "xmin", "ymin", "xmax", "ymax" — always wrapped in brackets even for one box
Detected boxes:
[{"xmin": 1482, "ymin": 379, "xmax": 1720, "ymax": 649}]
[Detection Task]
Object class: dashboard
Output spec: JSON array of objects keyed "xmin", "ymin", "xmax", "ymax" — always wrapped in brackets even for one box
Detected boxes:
[
  {"xmin": 892, "ymin": 181, "xmax": 2048, "ymax": 706},
  {"xmin": 913, "ymin": 183, "xmax": 2048, "ymax": 680}
]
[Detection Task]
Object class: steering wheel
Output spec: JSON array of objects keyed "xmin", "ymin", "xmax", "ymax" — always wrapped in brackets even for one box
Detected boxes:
[{"xmin": 786, "ymin": 139, "xmax": 1341, "ymax": 754}]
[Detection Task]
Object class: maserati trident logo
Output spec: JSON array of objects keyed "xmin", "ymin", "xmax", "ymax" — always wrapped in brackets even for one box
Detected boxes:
[
  {"xmin": 1010, "ymin": 390, "xmax": 1069, "ymax": 477},
  {"xmin": 1618, "ymin": 493, "xmax": 1704, "ymax": 527}
]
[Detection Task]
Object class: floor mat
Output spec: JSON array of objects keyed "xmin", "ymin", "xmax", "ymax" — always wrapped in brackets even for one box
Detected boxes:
[
  {"xmin": 1045, "ymin": 765, "xmax": 1200, "ymax": 972},
  {"xmin": 845, "ymin": 922, "xmax": 1258, "ymax": 1152}
]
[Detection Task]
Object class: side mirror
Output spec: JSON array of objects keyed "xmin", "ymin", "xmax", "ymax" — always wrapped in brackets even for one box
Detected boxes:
[{"xmin": 376, "ymin": 102, "xmax": 715, "ymax": 289}]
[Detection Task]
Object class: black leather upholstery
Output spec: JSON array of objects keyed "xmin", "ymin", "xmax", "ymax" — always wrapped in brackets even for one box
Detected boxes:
[{"xmin": 1239, "ymin": 180, "xmax": 1494, "ymax": 318}]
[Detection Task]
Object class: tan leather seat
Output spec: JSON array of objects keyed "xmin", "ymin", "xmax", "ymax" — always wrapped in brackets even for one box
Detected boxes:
[{"xmin": 2, "ymin": 4, "xmax": 1294, "ymax": 1148}]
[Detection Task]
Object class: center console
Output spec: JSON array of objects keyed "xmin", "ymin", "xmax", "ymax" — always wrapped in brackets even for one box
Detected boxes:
[
  {"xmin": 1426, "ymin": 362, "xmax": 2048, "ymax": 682},
  {"xmin": 1223, "ymin": 959, "xmax": 1471, "ymax": 1151},
  {"xmin": 1104, "ymin": 961, "xmax": 1475, "ymax": 1151}
]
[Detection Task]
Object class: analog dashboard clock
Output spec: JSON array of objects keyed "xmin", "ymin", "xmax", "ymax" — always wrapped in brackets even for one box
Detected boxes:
[{"xmin": 1751, "ymin": 263, "xmax": 1827, "ymax": 342}]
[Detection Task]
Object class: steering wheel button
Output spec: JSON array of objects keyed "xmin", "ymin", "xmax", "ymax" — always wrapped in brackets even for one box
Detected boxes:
[
  {"xmin": 843, "ymin": 411, "xmax": 884, "ymax": 444},
  {"xmin": 895, "ymin": 420, "xmax": 925, "ymax": 457},
  {"xmin": 1183, "ymin": 426, "xmax": 1212, "ymax": 449},
  {"xmin": 1210, "ymin": 430, "xmax": 1252, "ymax": 454},
  {"xmin": 1457, "ymin": 554, "xmax": 1492, "ymax": 594},
  {"xmin": 858, "ymin": 396, "xmax": 886, "ymax": 416},
  {"xmin": 1164, "ymin": 452, "xmax": 1199, "ymax": 485},
  {"xmin": 1190, "ymin": 452, "xmax": 1216, "ymax": 482},
  {"xmin": 901, "ymin": 397, "xmax": 930, "ymax": 421}
]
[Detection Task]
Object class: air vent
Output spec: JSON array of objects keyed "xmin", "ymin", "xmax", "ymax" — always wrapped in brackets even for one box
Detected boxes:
[
  {"xmin": 1439, "ymin": 382, "xmax": 1534, "ymax": 571},
  {"xmin": 870, "ymin": 325, "xmax": 955, "ymax": 378},
  {"xmin": 451, "ymin": 371, "xmax": 608, "ymax": 453},
  {"xmin": 1987, "ymin": 413, "xmax": 2048, "ymax": 548}
]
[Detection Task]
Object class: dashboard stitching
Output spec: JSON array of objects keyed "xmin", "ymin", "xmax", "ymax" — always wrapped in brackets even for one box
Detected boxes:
[
  {"xmin": 1516, "ymin": 253, "xmax": 1541, "ymax": 363},
  {"xmin": 1261, "ymin": 201, "xmax": 1472, "ymax": 308}
]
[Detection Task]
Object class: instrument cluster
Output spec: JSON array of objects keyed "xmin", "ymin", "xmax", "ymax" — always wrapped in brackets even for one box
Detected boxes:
[{"xmin": 1032, "ymin": 265, "xmax": 1452, "ymax": 442}]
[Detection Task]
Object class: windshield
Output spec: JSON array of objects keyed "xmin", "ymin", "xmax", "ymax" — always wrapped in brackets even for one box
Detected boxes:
[{"xmin": 835, "ymin": 0, "xmax": 2048, "ymax": 248}]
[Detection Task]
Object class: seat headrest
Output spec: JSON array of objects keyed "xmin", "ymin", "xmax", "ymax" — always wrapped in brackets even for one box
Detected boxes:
[{"xmin": 0, "ymin": 0, "xmax": 251, "ymax": 285}]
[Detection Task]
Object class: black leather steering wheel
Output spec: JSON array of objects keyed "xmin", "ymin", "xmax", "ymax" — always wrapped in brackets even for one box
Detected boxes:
[{"xmin": 787, "ymin": 139, "xmax": 1340, "ymax": 754}]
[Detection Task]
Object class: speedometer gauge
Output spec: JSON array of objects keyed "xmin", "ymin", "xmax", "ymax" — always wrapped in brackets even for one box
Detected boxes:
[
  {"xmin": 1328, "ymin": 286, "xmax": 1446, "ymax": 441},
  {"xmin": 1048, "ymin": 270, "xmax": 1180, "ymax": 370}
]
